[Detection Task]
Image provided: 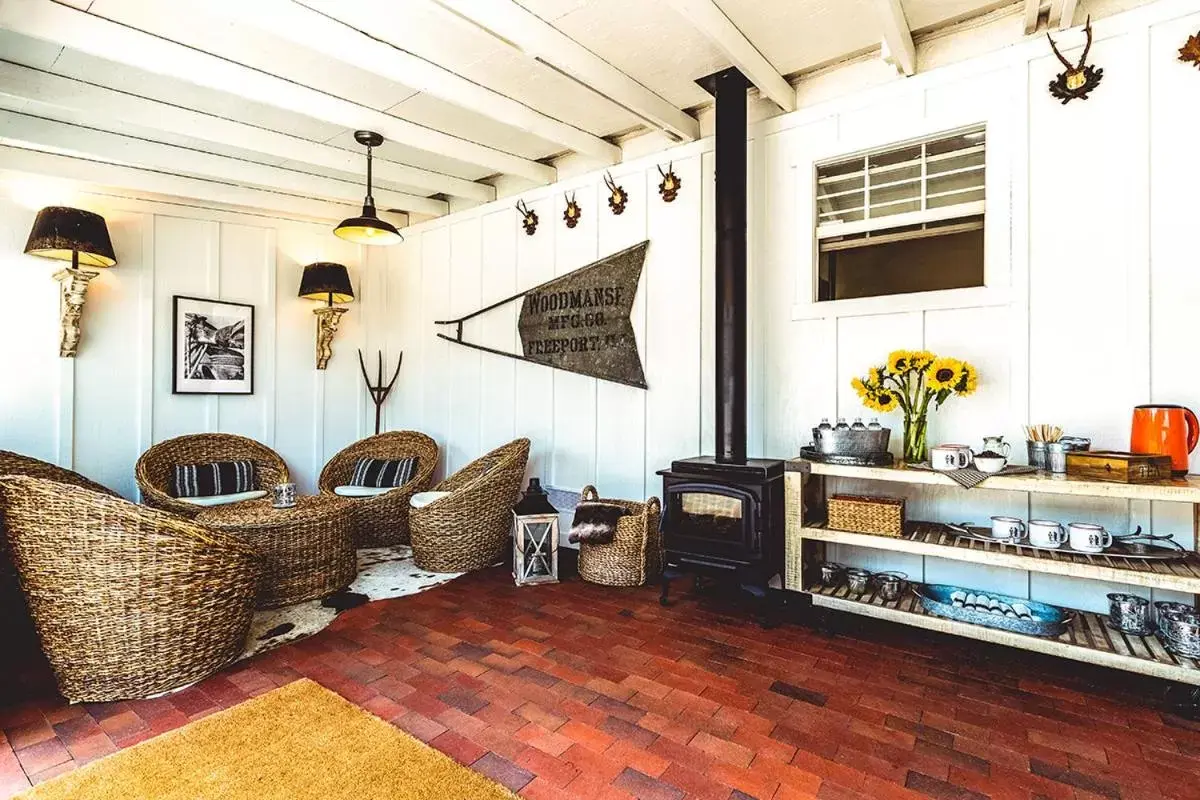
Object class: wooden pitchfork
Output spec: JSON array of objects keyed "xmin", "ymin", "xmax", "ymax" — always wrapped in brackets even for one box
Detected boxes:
[{"xmin": 358, "ymin": 349, "xmax": 403, "ymax": 435}]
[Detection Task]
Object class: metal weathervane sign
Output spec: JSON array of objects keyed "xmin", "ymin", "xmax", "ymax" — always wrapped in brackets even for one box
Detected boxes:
[{"xmin": 434, "ymin": 240, "xmax": 649, "ymax": 389}]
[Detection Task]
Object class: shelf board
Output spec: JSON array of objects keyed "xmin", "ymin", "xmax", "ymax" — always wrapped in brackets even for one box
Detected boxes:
[
  {"xmin": 798, "ymin": 522, "xmax": 1200, "ymax": 594},
  {"xmin": 806, "ymin": 582, "xmax": 1200, "ymax": 685},
  {"xmin": 786, "ymin": 460, "xmax": 1200, "ymax": 503}
]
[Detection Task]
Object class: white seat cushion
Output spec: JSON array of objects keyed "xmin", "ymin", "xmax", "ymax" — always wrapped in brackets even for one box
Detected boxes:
[
  {"xmin": 334, "ymin": 485, "xmax": 396, "ymax": 498},
  {"xmin": 178, "ymin": 489, "xmax": 267, "ymax": 507},
  {"xmin": 409, "ymin": 491, "xmax": 452, "ymax": 509}
]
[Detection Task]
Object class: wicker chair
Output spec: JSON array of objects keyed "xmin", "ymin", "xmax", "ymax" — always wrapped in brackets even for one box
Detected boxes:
[
  {"xmin": 136, "ymin": 433, "xmax": 289, "ymax": 518},
  {"xmin": 409, "ymin": 438, "xmax": 531, "ymax": 573},
  {"xmin": 0, "ymin": 475, "xmax": 261, "ymax": 703},
  {"xmin": 575, "ymin": 485, "xmax": 663, "ymax": 587},
  {"xmin": 318, "ymin": 431, "xmax": 440, "ymax": 547}
]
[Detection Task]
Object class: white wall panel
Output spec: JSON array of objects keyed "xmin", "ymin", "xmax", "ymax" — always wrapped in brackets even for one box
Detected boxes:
[
  {"xmin": 216, "ymin": 222, "xmax": 273, "ymax": 443},
  {"xmin": 478, "ymin": 209, "xmax": 517, "ymax": 452},
  {"xmin": 596, "ymin": 168, "xmax": 648, "ymax": 501},
  {"xmin": 447, "ymin": 217, "xmax": 483, "ymax": 474},
  {"xmin": 420, "ymin": 226, "xmax": 452, "ymax": 480},
  {"xmin": 643, "ymin": 156, "xmax": 702, "ymax": 490},
  {"xmin": 514, "ymin": 197, "xmax": 555, "ymax": 489},
  {"xmin": 550, "ymin": 183, "xmax": 599, "ymax": 493}
]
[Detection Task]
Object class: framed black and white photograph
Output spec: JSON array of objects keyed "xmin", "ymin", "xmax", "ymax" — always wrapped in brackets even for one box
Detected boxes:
[{"xmin": 172, "ymin": 295, "xmax": 254, "ymax": 394}]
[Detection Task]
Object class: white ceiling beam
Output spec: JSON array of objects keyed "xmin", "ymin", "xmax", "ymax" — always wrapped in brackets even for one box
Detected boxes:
[
  {"xmin": 876, "ymin": 0, "xmax": 917, "ymax": 77},
  {"xmin": 429, "ymin": 0, "xmax": 700, "ymax": 143},
  {"xmin": 661, "ymin": 0, "xmax": 795, "ymax": 113},
  {"xmin": 0, "ymin": 62, "xmax": 495, "ymax": 203},
  {"xmin": 0, "ymin": 110, "xmax": 449, "ymax": 216},
  {"xmin": 0, "ymin": 145, "xmax": 366, "ymax": 223},
  {"xmin": 0, "ymin": 0, "xmax": 556, "ymax": 184},
  {"xmin": 1023, "ymin": 0, "xmax": 1043, "ymax": 34},
  {"xmin": 1048, "ymin": 0, "xmax": 1080, "ymax": 30},
  {"xmin": 208, "ymin": 0, "xmax": 619, "ymax": 164}
]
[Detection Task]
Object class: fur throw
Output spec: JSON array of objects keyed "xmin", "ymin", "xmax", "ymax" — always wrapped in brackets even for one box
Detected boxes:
[{"xmin": 568, "ymin": 501, "xmax": 628, "ymax": 545}]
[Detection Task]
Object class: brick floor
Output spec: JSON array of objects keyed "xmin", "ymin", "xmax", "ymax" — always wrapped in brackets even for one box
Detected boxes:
[{"xmin": 3, "ymin": 568, "xmax": 1200, "ymax": 799}]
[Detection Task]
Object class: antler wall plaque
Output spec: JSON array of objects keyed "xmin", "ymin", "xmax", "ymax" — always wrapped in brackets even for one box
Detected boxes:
[
  {"xmin": 1180, "ymin": 31, "xmax": 1200, "ymax": 69},
  {"xmin": 658, "ymin": 163, "xmax": 681, "ymax": 202},
  {"xmin": 516, "ymin": 199, "xmax": 539, "ymax": 235},
  {"xmin": 563, "ymin": 192, "xmax": 581, "ymax": 228},
  {"xmin": 1047, "ymin": 17, "xmax": 1103, "ymax": 103},
  {"xmin": 603, "ymin": 172, "xmax": 628, "ymax": 215},
  {"xmin": 434, "ymin": 241, "xmax": 649, "ymax": 389}
]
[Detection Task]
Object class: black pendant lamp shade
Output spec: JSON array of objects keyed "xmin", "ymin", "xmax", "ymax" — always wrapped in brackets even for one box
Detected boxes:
[
  {"xmin": 334, "ymin": 130, "xmax": 403, "ymax": 246},
  {"xmin": 298, "ymin": 262, "xmax": 354, "ymax": 305},
  {"xmin": 24, "ymin": 206, "xmax": 117, "ymax": 268}
]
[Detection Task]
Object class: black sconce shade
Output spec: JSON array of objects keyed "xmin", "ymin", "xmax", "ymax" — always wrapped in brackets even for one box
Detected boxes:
[
  {"xmin": 24, "ymin": 206, "xmax": 117, "ymax": 268},
  {"xmin": 298, "ymin": 262, "xmax": 355, "ymax": 304}
]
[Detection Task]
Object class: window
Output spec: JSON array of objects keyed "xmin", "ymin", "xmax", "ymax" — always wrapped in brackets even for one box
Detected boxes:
[{"xmin": 815, "ymin": 126, "xmax": 986, "ymax": 303}]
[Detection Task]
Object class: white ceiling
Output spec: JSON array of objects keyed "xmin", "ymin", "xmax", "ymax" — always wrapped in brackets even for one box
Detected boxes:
[{"xmin": 0, "ymin": 0, "xmax": 1144, "ymax": 220}]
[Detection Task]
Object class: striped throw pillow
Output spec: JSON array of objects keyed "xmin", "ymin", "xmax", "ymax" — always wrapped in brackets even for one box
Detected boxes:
[
  {"xmin": 350, "ymin": 457, "xmax": 418, "ymax": 489},
  {"xmin": 172, "ymin": 460, "xmax": 257, "ymax": 498}
]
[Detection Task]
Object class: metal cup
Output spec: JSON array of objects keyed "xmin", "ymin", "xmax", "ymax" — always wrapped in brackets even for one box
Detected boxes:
[
  {"xmin": 1107, "ymin": 593, "xmax": 1154, "ymax": 636},
  {"xmin": 1047, "ymin": 442, "xmax": 1068, "ymax": 474},
  {"xmin": 844, "ymin": 568, "xmax": 872, "ymax": 595},
  {"xmin": 272, "ymin": 482, "xmax": 297, "ymax": 508},
  {"xmin": 818, "ymin": 562, "xmax": 844, "ymax": 586},
  {"xmin": 874, "ymin": 571, "xmax": 909, "ymax": 602}
]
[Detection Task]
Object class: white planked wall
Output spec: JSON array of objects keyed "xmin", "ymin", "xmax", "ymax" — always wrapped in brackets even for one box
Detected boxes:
[
  {"xmin": 384, "ymin": 2, "xmax": 1200, "ymax": 612},
  {"xmin": 0, "ymin": 190, "xmax": 375, "ymax": 499}
]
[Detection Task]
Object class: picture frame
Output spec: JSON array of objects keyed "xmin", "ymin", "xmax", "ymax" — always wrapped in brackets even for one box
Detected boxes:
[{"xmin": 172, "ymin": 295, "xmax": 255, "ymax": 395}]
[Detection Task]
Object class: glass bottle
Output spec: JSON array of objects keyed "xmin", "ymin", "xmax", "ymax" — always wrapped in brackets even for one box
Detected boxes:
[
  {"xmin": 851, "ymin": 417, "xmax": 866, "ymax": 431},
  {"xmin": 817, "ymin": 417, "xmax": 832, "ymax": 430},
  {"xmin": 834, "ymin": 417, "xmax": 849, "ymax": 430},
  {"xmin": 867, "ymin": 418, "xmax": 882, "ymax": 430}
]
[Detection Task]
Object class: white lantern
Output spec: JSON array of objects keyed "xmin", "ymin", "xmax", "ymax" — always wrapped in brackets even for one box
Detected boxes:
[{"xmin": 512, "ymin": 478, "xmax": 559, "ymax": 585}]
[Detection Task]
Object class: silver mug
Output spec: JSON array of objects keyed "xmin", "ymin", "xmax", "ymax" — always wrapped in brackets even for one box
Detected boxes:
[{"xmin": 272, "ymin": 482, "xmax": 297, "ymax": 508}]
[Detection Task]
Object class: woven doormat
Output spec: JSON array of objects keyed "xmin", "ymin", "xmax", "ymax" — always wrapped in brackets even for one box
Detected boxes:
[
  {"xmin": 910, "ymin": 462, "xmax": 1038, "ymax": 489},
  {"xmin": 17, "ymin": 679, "xmax": 516, "ymax": 800}
]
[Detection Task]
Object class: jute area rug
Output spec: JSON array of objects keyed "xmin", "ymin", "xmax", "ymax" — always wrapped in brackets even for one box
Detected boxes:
[{"xmin": 17, "ymin": 679, "xmax": 515, "ymax": 800}]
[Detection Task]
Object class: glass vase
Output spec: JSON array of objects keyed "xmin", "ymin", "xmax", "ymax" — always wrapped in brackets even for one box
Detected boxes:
[{"xmin": 903, "ymin": 412, "xmax": 928, "ymax": 465}]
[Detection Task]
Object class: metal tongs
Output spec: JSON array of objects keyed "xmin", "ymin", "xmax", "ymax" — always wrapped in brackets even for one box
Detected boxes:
[{"xmin": 1112, "ymin": 526, "xmax": 1187, "ymax": 552}]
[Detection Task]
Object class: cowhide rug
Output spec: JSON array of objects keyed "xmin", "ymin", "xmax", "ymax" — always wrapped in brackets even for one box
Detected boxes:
[{"xmin": 239, "ymin": 546, "xmax": 462, "ymax": 660}]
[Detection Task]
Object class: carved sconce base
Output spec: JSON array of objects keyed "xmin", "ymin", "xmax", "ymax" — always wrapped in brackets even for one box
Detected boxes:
[
  {"xmin": 313, "ymin": 306, "xmax": 348, "ymax": 370},
  {"xmin": 53, "ymin": 266, "xmax": 99, "ymax": 358}
]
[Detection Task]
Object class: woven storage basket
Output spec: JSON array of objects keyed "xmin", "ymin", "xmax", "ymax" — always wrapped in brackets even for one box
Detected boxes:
[
  {"xmin": 576, "ymin": 485, "xmax": 663, "ymax": 587},
  {"xmin": 827, "ymin": 494, "xmax": 905, "ymax": 537}
]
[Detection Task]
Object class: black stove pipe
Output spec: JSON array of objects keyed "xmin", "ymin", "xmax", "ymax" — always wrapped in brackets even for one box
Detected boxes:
[{"xmin": 697, "ymin": 67, "xmax": 750, "ymax": 465}]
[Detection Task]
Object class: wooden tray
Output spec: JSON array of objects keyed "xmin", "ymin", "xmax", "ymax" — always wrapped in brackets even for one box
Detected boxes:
[{"xmin": 1066, "ymin": 451, "xmax": 1173, "ymax": 484}]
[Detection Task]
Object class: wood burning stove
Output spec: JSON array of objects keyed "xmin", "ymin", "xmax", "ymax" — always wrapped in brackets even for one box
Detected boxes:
[{"xmin": 658, "ymin": 67, "xmax": 784, "ymax": 619}]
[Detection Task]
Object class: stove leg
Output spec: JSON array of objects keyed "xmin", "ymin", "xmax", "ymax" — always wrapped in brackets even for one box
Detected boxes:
[{"xmin": 1164, "ymin": 683, "xmax": 1200, "ymax": 720}]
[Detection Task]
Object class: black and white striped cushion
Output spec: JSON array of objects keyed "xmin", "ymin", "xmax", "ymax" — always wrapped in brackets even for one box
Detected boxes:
[
  {"xmin": 350, "ymin": 457, "xmax": 418, "ymax": 488},
  {"xmin": 172, "ymin": 460, "xmax": 257, "ymax": 498}
]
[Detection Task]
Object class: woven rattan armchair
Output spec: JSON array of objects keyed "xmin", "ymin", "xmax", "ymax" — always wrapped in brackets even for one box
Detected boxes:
[
  {"xmin": 0, "ymin": 475, "xmax": 260, "ymax": 703},
  {"xmin": 410, "ymin": 438, "xmax": 530, "ymax": 573},
  {"xmin": 136, "ymin": 433, "xmax": 289, "ymax": 518},
  {"xmin": 318, "ymin": 431, "xmax": 439, "ymax": 547}
]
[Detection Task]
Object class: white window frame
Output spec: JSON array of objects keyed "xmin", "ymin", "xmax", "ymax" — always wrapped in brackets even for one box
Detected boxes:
[{"xmin": 792, "ymin": 113, "xmax": 1012, "ymax": 321}]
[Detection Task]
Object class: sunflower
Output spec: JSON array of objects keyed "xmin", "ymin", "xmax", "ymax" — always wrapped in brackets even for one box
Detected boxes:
[
  {"xmin": 872, "ymin": 390, "xmax": 899, "ymax": 413},
  {"xmin": 955, "ymin": 362, "xmax": 978, "ymax": 396},
  {"xmin": 887, "ymin": 350, "xmax": 912, "ymax": 374},
  {"xmin": 927, "ymin": 357, "xmax": 963, "ymax": 392},
  {"xmin": 908, "ymin": 350, "xmax": 935, "ymax": 371},
  {"xmin": 850, "ymin": 377, "xmax": 868, "ymax": 397}
]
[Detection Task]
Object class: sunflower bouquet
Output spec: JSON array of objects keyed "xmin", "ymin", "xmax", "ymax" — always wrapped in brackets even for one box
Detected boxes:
[{"xmin": 851, "ymin": 350, "xmax": 978, "ymax": 464}]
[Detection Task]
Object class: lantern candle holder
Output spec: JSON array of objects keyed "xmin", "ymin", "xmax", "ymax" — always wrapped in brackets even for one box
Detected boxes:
[{"xmin": 512, "ymin": 478, "xmax": 560, "ymax": 586}]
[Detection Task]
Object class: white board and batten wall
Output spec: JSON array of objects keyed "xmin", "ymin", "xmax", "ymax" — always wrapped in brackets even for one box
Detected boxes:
[
  {"xmin": 0, "ymin": 190, "xmax": 382, "ymax": 499},
  {"xmin": 386, "ymin": 0, "xmax": 1200, "ymax": 612}
]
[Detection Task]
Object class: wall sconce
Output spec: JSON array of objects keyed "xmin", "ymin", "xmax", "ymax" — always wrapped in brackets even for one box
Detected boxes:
[
  {"xmin": 23, "ymin": 206, "xmax": 117, "ymax": 357},
  {"xmin": 298, "ymin": 262, "xmax": 354, "ymax": 370}
]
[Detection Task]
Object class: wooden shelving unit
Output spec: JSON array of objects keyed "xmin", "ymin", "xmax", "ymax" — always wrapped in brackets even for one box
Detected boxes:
[{"xmin": 784, "ymin": 460, "xmax": 1200, "ymax": 687}]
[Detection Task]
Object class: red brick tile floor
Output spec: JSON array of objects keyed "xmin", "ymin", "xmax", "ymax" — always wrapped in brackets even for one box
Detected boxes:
[{"xmin": 3, "ymin": 567, "xmax": 1200, "ymax": 800}]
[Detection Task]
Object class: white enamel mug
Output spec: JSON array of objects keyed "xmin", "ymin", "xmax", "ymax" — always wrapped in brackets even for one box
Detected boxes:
[
  {"xmin": 990, "ymin": 515, "xmax": 1026, "ymax": 541},
  {"xmin": 1028, "ymin": 519, "xmax": 1067, "ymax": 549},
  {"xmin": 1068, "ymin": 522, "xmax": 1112, "ymax": 553},
  {"xmin": 931, "ymin": 444, "xmax": 971, "ymax": 471}
]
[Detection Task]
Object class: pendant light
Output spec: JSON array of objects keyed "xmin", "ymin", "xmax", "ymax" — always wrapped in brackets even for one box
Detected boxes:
[{"xmin": 334, "ymin": 130, "xmax": 403, "ymax": 246}]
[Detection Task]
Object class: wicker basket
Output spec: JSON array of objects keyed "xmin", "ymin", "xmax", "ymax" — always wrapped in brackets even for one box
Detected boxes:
[
  {"xmin": 576, "ymin": 486, "xmax": 663, "ymax": 587},
  {"xmin": 318, "ymin": 431, "xmax": 439, "ymax": 547},
  {"xmin": 827, "ymin": 494, "xmax": 905, "ymax": 537}
]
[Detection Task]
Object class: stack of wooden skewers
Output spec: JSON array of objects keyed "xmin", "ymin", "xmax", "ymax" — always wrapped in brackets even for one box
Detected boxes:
[{"xmin": 1024, "ymin": 424, "xmax": 1063, "ymax": 443}]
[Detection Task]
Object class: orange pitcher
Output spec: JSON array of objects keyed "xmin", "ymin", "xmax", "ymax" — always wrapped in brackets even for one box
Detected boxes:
[{"xmin": 1131, "ymin": 405, "xmax": 1198, "ymax": 475}]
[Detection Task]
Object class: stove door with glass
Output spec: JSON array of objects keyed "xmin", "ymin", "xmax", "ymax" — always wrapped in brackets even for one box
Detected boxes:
[{"xmin": 661, "ymin": 481, "xmax": 760, "ymax": 567}]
